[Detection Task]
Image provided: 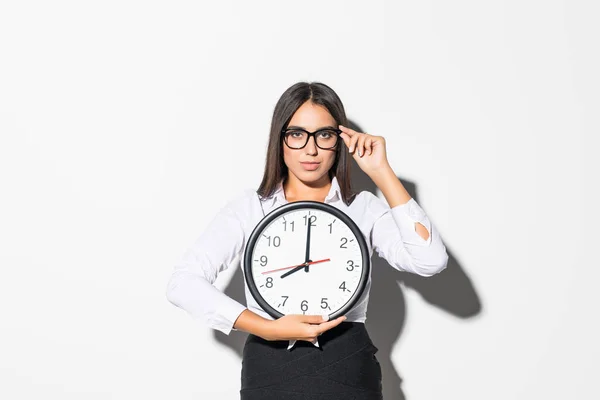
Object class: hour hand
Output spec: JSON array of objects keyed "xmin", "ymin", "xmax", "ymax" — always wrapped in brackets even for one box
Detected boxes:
[{"xmin": 280, "ymin": 263, "xmax": 307, "ymax": 279}]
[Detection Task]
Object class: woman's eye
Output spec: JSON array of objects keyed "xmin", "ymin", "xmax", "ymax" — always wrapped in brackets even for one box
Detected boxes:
[{"xmin": 318, "ymin": 131, "xmax": 332, "ymax": 138}]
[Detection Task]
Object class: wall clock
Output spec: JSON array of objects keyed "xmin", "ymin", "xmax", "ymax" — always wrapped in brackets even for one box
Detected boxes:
[{"xmin": 244, "ymin": 201, "xmax": 370, "ymax": 319}]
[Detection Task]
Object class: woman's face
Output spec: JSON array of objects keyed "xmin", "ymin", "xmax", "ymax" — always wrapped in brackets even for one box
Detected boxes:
[{"xmin": 282, "ymin": 101, "xmax": 338, "ymax": 184}]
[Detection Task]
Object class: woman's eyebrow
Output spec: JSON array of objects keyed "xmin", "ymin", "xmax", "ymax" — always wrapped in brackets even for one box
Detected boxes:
[{"xmin": 287, "ymin": 125, "xmax": 337, "ymax": 130}]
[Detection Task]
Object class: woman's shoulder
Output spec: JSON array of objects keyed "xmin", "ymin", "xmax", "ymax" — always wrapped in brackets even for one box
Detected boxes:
[{"xmin": 221, "ymin": 187, "xmax": 259, "ymax": 213}]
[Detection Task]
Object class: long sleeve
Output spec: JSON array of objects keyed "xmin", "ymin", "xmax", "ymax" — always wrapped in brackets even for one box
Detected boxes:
[
  {"xmin": 369, "ymin": 193, "xmax": 448, "ymax": 277},
  {"xmin": 165, "ymin": 202, "xmax": 247, "ymax": 335}
]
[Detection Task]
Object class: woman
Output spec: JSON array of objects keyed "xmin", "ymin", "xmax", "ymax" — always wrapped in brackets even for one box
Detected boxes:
[{"xmin": 166, "ymin": 81, "xmax": 449, "ymax": 399}]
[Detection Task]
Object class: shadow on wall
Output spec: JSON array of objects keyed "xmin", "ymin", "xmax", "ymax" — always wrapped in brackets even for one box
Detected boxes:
[{"xmin": 213, "ymin": 120, "xmax": 482, "ymax": 400}]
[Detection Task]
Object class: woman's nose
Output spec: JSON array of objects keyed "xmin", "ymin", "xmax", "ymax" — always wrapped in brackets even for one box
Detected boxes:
[{"xmin": 305, "ymin": 136, "xmax": 318, "ymax": 154}]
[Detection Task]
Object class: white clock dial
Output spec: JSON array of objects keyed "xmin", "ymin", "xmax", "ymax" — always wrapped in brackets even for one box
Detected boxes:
[{"xmin": 246, "ymin": 203, "xmax": 368, "ymax": 318}]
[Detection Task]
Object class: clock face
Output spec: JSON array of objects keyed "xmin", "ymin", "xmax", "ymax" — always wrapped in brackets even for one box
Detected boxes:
[{"xmin": 244, "ymin": 201, "xmax": 370, "ymax": 319}]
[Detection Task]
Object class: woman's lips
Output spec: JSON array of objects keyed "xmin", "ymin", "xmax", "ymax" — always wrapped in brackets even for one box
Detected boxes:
[{"xmin": 300, "ymin": 162, "xmax": 320, "ymax": 171}]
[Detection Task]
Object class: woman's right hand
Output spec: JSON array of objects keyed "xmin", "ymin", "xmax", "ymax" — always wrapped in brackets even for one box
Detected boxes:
[{"xmin": 262, "ymin": 314, "xmax": 347, "ymax": 343}]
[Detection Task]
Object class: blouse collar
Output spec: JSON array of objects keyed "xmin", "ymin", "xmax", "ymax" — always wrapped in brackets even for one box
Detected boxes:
[{"xmin": 269, "ymin": 175, "xmax": 342, "ymax": 207}]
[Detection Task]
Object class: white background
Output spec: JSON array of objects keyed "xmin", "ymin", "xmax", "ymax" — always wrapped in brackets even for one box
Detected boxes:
[{"xmin": 1, "ymin": 1, "xmax": 598, "ymax": 399}]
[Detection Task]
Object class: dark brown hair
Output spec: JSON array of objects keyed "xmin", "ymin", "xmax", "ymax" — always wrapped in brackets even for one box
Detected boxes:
[{"xmin": 256, "ymin": 81, "xmax": 356, "ymax": 206}]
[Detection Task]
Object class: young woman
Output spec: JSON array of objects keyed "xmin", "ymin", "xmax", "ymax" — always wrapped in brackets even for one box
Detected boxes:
[{"xmin": 166, "ymin": 81, "xmax": 449, "ymax": 399}]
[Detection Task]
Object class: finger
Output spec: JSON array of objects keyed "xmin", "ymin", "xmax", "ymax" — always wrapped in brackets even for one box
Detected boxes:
[
  {"xmin": 357, "ymin": 134, "xmax": 367, "ymax": 157},
  {"xmin": 314, "ymin": 316, "xmax": 347, "ymax": 335},
  {"xmin": 365, "ymin": 137, "xmax": 373, "ymax": 155},
  {"xmin": 339, "ymin": 132, "xmax": 351, "ymax": 148},
  {"xmin": 339, "ymin": 125, "xmax": 360, "ymax": 137},
  {"xmin": 349, "ymin": 134, "xmax": 360, "ymax": 154},
  {"xmin": 301, "ymin": 314, "xmax": 329, "ymax": 324}
]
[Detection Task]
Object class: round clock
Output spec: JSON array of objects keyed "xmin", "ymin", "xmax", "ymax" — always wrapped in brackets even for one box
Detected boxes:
[{"xmin": 243, "ymin": 200, "xmax": 370, "ymax": 320}]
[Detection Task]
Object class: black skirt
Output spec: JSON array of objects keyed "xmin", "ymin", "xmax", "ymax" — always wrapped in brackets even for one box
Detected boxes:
[{"xmin": 240, "ymin": 322, "xmax": 383, "ymax": 400}]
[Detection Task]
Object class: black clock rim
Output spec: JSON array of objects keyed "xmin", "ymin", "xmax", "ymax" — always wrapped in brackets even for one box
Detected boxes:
[{"xmin": 243, "ymin": 200, "xmax": 371, "ymax": 320}]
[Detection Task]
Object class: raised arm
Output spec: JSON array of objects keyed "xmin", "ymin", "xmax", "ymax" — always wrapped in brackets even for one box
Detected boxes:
[{"xmin": 370, "ymin": 191, "xmax": 449, "ymax": 276}]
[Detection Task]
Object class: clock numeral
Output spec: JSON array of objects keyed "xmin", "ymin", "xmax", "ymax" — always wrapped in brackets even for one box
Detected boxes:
[
  {"xmin": 339, "ymin": 281, "xmax": 350, "ymax": 293},
  {"xmin": 265, "ymin": 277, "xmax": 273, "ymax": 288},
  {"xmin": 328, "ymin": 219, "xmax": 336, "ymax": 234},
  {"xmin": 283, "ymin": 220, "xmax": 295, "ymax": 232},
  {"xmin": 320, "ymin": 298, "xmax": 328, "ymax": 309},
  {"xmin": 301, "ymin": 299, "xmax": 308, "ymax": 314},
  {"xmin": 340, "ymin": 237, "xmax": 348, "ymax": 248},
  {"xmin": 346, "ymin": 260, "xmax": 359, "ymax": 271},
  {"xmin": 303, "ymin": 215, "xmax": 317, "ymax": 226},
  {"xmin": 259, "ymin": 255, "xmax": 268, "ymax": 266},
  {"xmin": 281, "ymin": 295, "xmax": 289, "ymax": 306},
  {"xmin": 266, "ymin": 235, "xmax": 281, "ymax": 247}
]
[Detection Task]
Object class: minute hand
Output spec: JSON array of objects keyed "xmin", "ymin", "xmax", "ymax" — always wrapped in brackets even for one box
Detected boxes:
[{"xmin": 304, "ymin": 215, "xmax": 314, "ymax": 272}]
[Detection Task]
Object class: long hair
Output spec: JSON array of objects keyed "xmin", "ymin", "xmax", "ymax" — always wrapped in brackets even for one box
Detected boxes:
[{"xmin": 256, "ymin": 82, "xmax": 356, "ymax": 206}]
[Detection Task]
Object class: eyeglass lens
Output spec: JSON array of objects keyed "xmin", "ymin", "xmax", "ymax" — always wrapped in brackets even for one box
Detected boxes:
[{"xmin": 284, "ymin": 129, "xmax": 338, "ymax": 149}]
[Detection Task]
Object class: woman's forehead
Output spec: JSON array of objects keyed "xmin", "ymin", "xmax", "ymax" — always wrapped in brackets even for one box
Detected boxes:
[{"xmin": 288, "ymin": 102, "xmax": 336, "ymax": 129}]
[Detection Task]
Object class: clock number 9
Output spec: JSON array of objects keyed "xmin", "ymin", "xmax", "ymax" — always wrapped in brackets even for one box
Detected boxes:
[{"xmin": 259, "ymin": 255, "xmax": 268, "ymax": 266}]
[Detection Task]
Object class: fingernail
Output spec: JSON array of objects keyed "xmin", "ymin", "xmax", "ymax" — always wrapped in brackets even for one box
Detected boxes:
[
  {"xmin": 349, "ymin": 147, "xmax": 354, "ymax": 152},
  {"xmin": 358, "ymin": 150, "xmax": 362, "ymax": 157},
  {"xmin": 322, "ymin": 313, "xmax": 329, "ymax": 321}
]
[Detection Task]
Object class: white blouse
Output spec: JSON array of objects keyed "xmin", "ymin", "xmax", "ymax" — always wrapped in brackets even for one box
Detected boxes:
[{"xmin": 166, "ymin": 176, "xmax": 449, "ymax": 349}]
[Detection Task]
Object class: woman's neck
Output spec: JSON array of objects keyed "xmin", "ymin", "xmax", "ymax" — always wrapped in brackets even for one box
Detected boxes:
[{"xmin": 283, "ymin": 174, "xmax": 331, "ymax": 203}]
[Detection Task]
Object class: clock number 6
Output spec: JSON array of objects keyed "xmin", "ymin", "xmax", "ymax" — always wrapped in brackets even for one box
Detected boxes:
[{"xmin": 301, "ymin": 300, "xmax": 308, "ymax": 314}]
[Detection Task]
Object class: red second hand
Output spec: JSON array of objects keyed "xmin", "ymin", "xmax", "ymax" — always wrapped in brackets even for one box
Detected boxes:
[{"xmin": 261, "ymin": 258, "xmax": 331, "ymax": 275}]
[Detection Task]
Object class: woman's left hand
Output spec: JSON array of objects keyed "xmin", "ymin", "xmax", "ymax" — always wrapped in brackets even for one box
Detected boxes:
[{"xmin": 338, "ymin": 125, "xmax": 390, "ymax": 175}]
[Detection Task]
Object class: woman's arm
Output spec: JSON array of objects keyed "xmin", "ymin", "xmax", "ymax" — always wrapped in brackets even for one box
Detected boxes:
[
  {"xmin": 234, "ymin": 309, "xmax": 347, "ymax": 342},
  {"xmin": 371, "ymin": 165, "xmax": 432, "ymax": 241},
  {"xmin": 368, "ymin": 183, "xmax": 449, "ymax": 276},
  {"xmin": 166, "ymin": 192, "xmax": 346, "ymax": 341},
  {"xmin": 337, "ymin": 125, "xmax": 448, "ymax": 276},
  {"xmin": 166, "ymin": 198, "xmax": 248, "ymax": 335}
]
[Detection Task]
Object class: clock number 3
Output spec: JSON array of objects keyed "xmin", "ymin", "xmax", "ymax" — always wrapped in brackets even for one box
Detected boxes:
[{"xmin": 347, "ymin": 260, "xmax": 359, "ymax": 271}]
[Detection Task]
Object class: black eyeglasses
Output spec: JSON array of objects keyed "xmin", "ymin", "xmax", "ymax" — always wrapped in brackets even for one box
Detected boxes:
[{"xmin": 281, "ymin": 127, "xmax": 342, "ymax": 150}]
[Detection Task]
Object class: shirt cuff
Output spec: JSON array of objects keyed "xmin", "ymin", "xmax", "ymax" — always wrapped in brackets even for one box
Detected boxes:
[
  {"xmin": 390, "ymin": 198, "xmax": 433, "ymax": 246},
  {"xmin": 211, "ymin": 299, "xmax": 247, "ymax": 335},
  {"xmin": 287, "ymin": 338, "xmax": 320, "ymax": 351}
]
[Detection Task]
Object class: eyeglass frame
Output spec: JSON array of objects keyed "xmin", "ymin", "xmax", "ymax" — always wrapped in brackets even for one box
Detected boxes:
[{"xmin": 280, "ymin": 126, "xmax": 343, "ymax": 150}]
